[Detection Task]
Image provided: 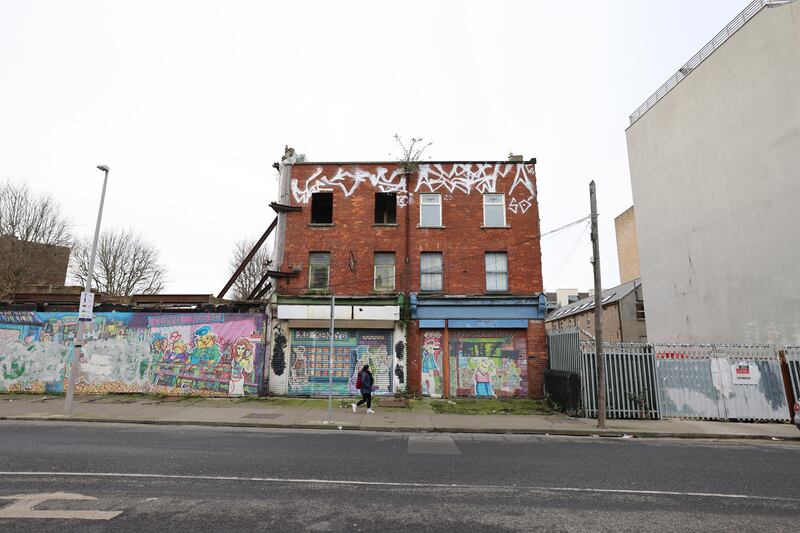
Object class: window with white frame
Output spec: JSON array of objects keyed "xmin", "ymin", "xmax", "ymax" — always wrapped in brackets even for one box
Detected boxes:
[
  {"xmin": 485, "ymin": 252, "xmax": 508, "ymax": 292},
  {"xmin": 483, "ymin": 194, "xmax": 506, "ymax": 227},
  {"xmin": 374, "ymin": 252, "xmax": 396, "ymax": 291},
  {"xmin": 420, "ymin": 252, "xmax": 443, "ymax": 292},
  {"xmin": 308, "ymin": 252, "xmax": 330, "ymax": 289},
  {"xmin": 419, "ymin": 194, "xmax": 441, "ymax": 227}
]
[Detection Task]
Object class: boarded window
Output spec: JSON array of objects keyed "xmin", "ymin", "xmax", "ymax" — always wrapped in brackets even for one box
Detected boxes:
[
  {"xmin": 420, "ymin": 252, "xmax": 443, "ymax": 292},
  {"xmin": 374, "ymin": 193, "xmax": 397, "ymax": 224},
  {"xmin": 311, "ymin": 193, "xmax": 333, "ymax": 224},
  {"xmin": 483, "ymin": 194, "xmax": 505, "ymax": 227},
  {"xmin": 420, "ymin": 194, "xmax": 441, "ymax": 227},
  {"xmin": 485, "ymin": 252, "xmax": 508, "ymax": 292},
  {"xmin": 308, "ymin": 252, "xmax": 330, "ymax": 289},
  {"xmin": 374, "ymin": 253, "xmax": 396, "ymax": 290}
]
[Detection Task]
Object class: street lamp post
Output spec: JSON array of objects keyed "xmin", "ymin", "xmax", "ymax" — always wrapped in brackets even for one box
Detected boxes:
[{"xmin": 64, "ymin": 165, "xmax": 110, "ymax": 415}]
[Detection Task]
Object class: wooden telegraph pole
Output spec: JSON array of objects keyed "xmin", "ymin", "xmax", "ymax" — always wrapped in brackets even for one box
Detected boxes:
[{"xmin": 590, "ymin": 180, "xmax": 606, "ymax": 429}]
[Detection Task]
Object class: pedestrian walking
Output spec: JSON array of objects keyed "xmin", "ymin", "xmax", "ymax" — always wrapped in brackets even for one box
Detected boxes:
[{"xmin": 351, "ymin": 364, "xmax": 375, "ymax": 414}]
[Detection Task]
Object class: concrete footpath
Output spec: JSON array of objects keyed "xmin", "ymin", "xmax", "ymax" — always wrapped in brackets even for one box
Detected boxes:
[{"xmin": 1, "ymin": 393, "xmax": 798, "ymax": 440}]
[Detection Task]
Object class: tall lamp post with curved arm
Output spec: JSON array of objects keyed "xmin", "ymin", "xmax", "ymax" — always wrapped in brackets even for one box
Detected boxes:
[{"xmin": 64, "ymin": 165, "xmax": 110, "ymax": 415}]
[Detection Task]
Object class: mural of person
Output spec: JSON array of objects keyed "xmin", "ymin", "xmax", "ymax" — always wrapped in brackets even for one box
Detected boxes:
[
  {"xmin": 473, "ymin": 357, "xmax": 496, "ymax": 397},
  {"xmin": 229, "ymin": 337, "xmax": 255, "ymax": 396},
  {"xmin": 169, "ymin": 331, "xmax": 189, "ymax": 358},
  {"xmin": 421, "ymin": 336, "xmax": 441, "ymax": 396},
  {"xmin": 189, "ymin": 325, "xmax": 221, "ymax": 367}
]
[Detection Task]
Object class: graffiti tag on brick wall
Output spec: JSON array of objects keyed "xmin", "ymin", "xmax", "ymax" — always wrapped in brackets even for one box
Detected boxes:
[{"xmin": 290, "ymin": 163, "xmax": 536, "ymax": 215}]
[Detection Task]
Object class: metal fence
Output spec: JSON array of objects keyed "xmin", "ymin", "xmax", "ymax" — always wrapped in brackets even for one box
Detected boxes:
[
  {"xmin": 579, "ymin": 342, "xmax": 659, "ymax": 420},
  {"xmin": 547, "ymin": 329, "xmax": 581, "ymax": 374},
  {"xmin": 546, "ymin": 330, "xmax": 794, "ymax": 421},
  {"xmin": 785, "ymin": 347, "xmax": 800, "ymax": 407},
  {"xmin": 653, "ymin": 344, "xmax": 789, "ymax": 422}
]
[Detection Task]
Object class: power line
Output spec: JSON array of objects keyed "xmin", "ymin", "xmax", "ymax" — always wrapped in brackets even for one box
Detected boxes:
[{"xmin": 276, "ymin": 214, "xmax": 591, "ymax": 293}]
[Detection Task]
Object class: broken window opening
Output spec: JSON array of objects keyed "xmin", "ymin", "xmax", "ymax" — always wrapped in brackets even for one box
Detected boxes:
[
  {"xmin": 374, "ymin": 193, "xmax": 397, "ymax": 224},
  {"xmin": 311, "ymin": 193, "xmax": 333, "ymax": 224}
]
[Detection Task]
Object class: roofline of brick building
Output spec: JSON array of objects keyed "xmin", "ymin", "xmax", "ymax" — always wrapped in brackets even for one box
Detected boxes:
[{"xmin": 290, "ymin": 159, "xmax": 536, "ymax": 166}]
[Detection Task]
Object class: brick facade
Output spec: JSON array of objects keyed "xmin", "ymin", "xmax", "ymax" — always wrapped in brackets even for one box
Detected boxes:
[{"xmin": 273, "ymin": 159, "xmax": 547, "ymax": 398}]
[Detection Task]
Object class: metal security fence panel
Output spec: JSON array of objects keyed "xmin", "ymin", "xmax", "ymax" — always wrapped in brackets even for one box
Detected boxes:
[
  {"xmin": 547, "ymin": 329, "xmax": 581, "ymax": 374},
  {"xmin": 579, "ymin": 342, "xmax": 659, "ymax": 419},
  {"xmin": 785, "ymin": 347, "xmax": 800, "ymax": 404},
  {"xmin": 653, "ymin": 344, "xmax": 789, "ymax": 422}
]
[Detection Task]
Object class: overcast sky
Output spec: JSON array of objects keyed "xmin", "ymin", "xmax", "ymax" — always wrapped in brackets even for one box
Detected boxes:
[{"xmin": 0, "ymin": 0, "xmax": 749, "ymax": 295}]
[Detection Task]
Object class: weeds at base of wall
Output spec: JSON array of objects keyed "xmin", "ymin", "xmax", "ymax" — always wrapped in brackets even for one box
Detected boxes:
[
  {"xmin": 431, "ymin": 398, "xmax": 557, "ymax": 416},
  {"xmin": 545, "ymin": 393, "xmax": 581, "ymax": 418}
]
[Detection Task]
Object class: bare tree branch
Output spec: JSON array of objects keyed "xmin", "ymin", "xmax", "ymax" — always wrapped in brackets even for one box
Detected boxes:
[
  {"xmin": 227, "ymin": 238, "xmax": 273, "ymax": 300},
  {"xmin": 0, "ymin": 180, "xmax": 73, "ymax": 246},
  {"xmin": 70, "ymin": 229, "xmax": 166, "ymax": 295}
]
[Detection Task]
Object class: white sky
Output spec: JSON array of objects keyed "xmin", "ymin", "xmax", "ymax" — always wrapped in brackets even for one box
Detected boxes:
[{"xmin": 0, "ymin": 0, "xmax": 749, "ymax": 295}]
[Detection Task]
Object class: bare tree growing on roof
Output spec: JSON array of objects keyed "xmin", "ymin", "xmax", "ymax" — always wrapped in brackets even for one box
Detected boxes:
[
  {"xmin": 70, "ymin": 228, "xmax": 166, "ymax": 295},
  {"xmin": 391, "ymin": 134, "xmax": 433, "ymax": 173}
]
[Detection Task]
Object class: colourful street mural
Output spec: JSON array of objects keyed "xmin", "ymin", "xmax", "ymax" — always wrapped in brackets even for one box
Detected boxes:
[
  {"xmin": 288, "ymin": 328, "xmax": 393, "ymax": 396},
  {"xmin": 0, "ymin": 311, "xmax": 265, "ymax": 397},
  {"xmin": 419, "ymin": 329, "xmax": 528, "ymax": 398},
  {"xmin": 421, "ymin": 330, "xmax": 443, "ymax": 397},
  {"xmin": 449, "ymin": 329, "xmax": 527, "ymax": 398}
]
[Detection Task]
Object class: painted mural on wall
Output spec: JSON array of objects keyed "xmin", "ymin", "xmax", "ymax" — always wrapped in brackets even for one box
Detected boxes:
[
  {"xmin": 0, "ymin": 311, "xmax": 265, "ymax": 397},
  {"xmin": 420, "ymin": 331, "xmax": 443, "ymax": 397},
  {"xmin": 288, "ymin": 328, "xmax": 393, "ymax": 396},
  {"xmin": 291, "ymin": 163, "xmax": 536, "ymax": 214},
  {"xmin": 448, "ymin": 329, "xmax": 528, "ymax": 398}
]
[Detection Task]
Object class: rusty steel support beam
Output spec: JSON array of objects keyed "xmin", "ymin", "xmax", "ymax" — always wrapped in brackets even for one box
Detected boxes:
[
  {"xmin": 247, "ymin": 271, "xmax": 272, "ymax": 300},
  {"xmin": 254, "ymin": 282, "xmax": 272, "ymax": 301},
  {"xmin": 217, "ymin": 217, "xmax": 278, "ymax": 299}
]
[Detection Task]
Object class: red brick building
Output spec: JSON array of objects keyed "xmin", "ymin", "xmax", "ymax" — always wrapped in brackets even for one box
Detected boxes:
[{"xmin": 267, "ymin": 151, "xmax": 548, "ymax": 399}]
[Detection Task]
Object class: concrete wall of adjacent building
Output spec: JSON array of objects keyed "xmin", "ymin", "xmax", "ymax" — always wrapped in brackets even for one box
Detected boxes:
[
  {"xmin": 614, "ymin": 207, "xmax": 640, "ymax": 284},
  {"xmin": 625, "ymin": 4, "xmax": 800, "ymax": 345}
]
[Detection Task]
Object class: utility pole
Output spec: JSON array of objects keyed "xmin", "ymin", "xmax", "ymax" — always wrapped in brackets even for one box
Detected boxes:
[
  {"xmin": 65, "ymin": 165, "xmax": 110, "ymax": 415},
  {"xmin": 590, "ymin": 180, "xmax": 606, "ymax": 429}
]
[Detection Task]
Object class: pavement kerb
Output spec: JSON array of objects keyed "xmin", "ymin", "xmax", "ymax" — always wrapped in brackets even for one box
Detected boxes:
[{"xmin": 2, "ymin": 415, "xmax": 799, "ymax": 441}]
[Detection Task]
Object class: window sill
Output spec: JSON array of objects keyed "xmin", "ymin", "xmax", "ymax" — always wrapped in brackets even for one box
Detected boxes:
[
  {"xmin": 419, "ymin": 290, "xmax": 444, "ymax": 295},
  {"xmin": 417, "ymin": 225, "xmax": 446, "ymax": 229},
  {"xmin": 304, "ymin": 288, "xmax": 331, "ymax": 295},
  {"xmin": 308, "ymin": 223, "xmax": 334, "ymax": 227},
  {"xmin": 373, "ymin": 223, "xmax": 399, "ymax": 227},
  {"xmin": 485, "ymin": 290, "xmax": 510, "ymax": 295},
  {"xmin": 481, "ymin": 225, "xmax": 511, "ymax": 229},
  {"xmin": 371, "ymin": 290, "xmax": 397, "ymax": 295}
]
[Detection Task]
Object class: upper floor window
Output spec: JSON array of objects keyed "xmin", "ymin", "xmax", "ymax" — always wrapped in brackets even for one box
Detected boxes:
[
  {"xmin": 420, "ymin": 252, "xmax": 443, "ymax": 292},
  {"xmin": 374, "ymin": 252, "xmax": 396, "ymax": 291},
  {"xmin": 485, "ymin": 252, "xmax": 508, "ymax": 292},
  {"xmin": 419, "ymin": 194, "xmax": 441, "ymax": 227},
  {"xmin": 483, "ymin": 194, "xmax": 506, "ymax": 227},
  {"xmin": 375, "ymin": 193, "xmax": 397, "ymax": 224},
  {"xmin": 311, "ymin": 193, "xmax": 333, "ymax": 224},
  {"xmin": 308, "ymin": 252, "xmax": 330, "ymax": 289}
]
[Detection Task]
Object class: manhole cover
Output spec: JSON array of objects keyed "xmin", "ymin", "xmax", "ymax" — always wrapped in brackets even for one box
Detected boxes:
[{"xmin": 242, "ymin": 413, "xmax": 281, "ymax": 420}]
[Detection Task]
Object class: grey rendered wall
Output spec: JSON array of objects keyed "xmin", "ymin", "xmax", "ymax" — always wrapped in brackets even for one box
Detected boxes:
[
  {"xmin": 625, "ymin": 4, "xmax": 800, "ymax": 345},
  {"xmin": 618, "ymin": 289, "xmax": 647, "ymax": 343}
]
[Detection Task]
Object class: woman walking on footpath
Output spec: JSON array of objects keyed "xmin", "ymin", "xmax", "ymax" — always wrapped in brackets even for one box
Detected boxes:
[{"xmin": 351, "ymin": 365, "xmax": 375, "ymax": 414}]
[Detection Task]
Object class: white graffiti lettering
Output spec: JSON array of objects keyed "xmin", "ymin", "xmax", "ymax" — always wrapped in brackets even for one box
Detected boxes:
[
  {"xmin": 507, "ymin": 195, "xmax": 534, "ymax": 214},
  {"xmin": 290, "ymin": 163, "xmax": 536, "ymax": 206}
]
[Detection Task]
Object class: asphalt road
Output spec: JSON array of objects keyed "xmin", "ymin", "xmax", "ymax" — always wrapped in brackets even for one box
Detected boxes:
[{"xmin": 0, "ymin": 421, "xmax": 798, "ymax": 532}]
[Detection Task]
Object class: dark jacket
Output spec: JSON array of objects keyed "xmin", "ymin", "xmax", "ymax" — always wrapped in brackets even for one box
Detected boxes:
[{"xmin": 359, "ymin": 370, "xmax": 373, "ymax": 394}]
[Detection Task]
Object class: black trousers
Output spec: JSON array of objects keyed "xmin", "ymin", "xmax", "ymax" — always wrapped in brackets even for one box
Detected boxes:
[{"xmin": 356, "ymin": 392, "xmax": 372, "ymax": 408}]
